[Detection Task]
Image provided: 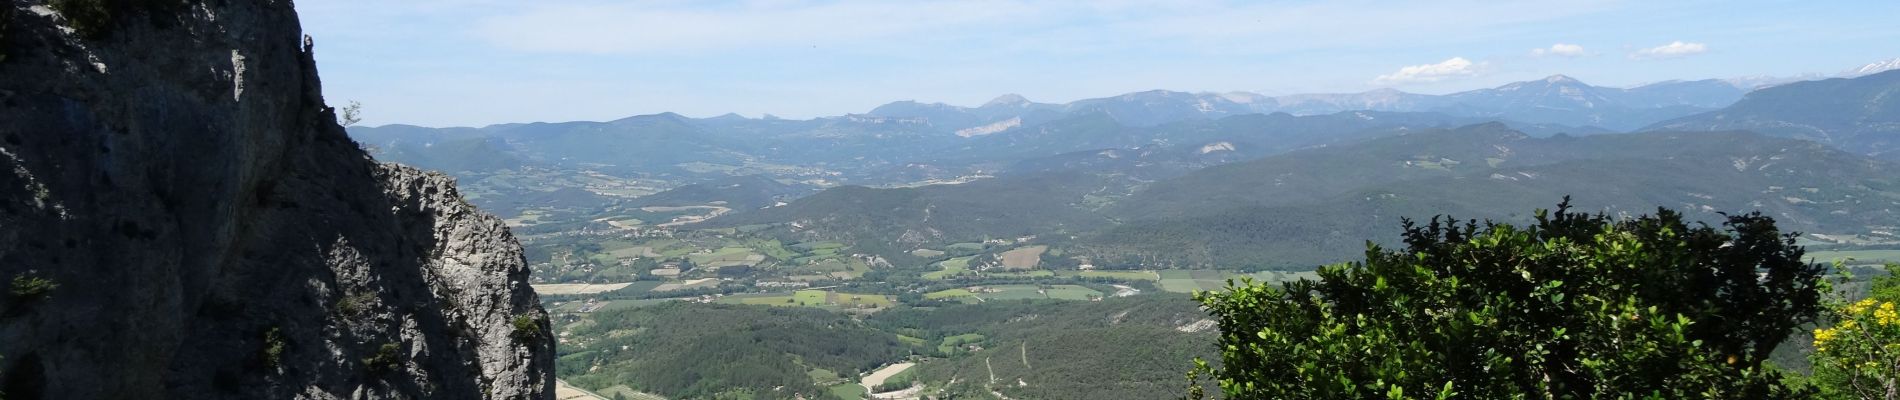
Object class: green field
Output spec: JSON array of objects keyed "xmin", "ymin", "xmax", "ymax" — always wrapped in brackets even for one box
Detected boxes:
[
  {"xmin": 896, "ymin": 334, "xmax": 928, "ymax": 346},
  {"xmin": 808, "ymin": 367, "xmax": 841, "ymax": 383},
  {"xmin": 1074, "ymin": 270, "xmax": 1160, "ymax": 281},
  {"xmin": 1042, "ymin": 286, "xmax": 1101, "ymax": 300},
  {"xmin": 923, "ymin": 256, "xmax": 977, "ymax": 280},
  {"xmin": 723, "ymin": 290, "xmax": 895, "ymax": 309},
  {"xmin": 687, "ymin": 246, "xmax": 761, "ymax": 267},
  {"xmin": 927, "ymin": 285, "xmax": 1101, "ymax": 302},
  {"xmin": 827, "ymin": 383, "xmax": 867, "ymax": 400},
  {"xmin": 986, "ymin": 270, "xmax": 1055, "ymax": 279},
  {"xmin": 794, "ymin": 290, "xmax": 830, "ymax": 305},
  {"xmin": 925, "ymin": 288, "xmax": 975, "ymax": 300},
  {"xmin": 747, "ymin": 238, "xmax": 799, "ymax": 261},
  {"xmin": 939, "ymin": 333, "xmax": 986, "ymax": 354},
  {"xmin": 1809, "ymin": 250, "xmax": 1900, "ymax": 266}
]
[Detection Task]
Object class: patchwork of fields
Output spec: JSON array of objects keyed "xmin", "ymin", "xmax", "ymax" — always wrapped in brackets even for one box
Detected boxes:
[
  {"xmin": 925, "ymin": 284, "xmax": 1103, "ymax": 303},
  {"xmin": 719, "ymin": 290, "xmax": 897, "ymax": 310}
]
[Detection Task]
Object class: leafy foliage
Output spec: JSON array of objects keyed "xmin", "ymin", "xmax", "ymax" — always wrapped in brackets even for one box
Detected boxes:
[
  {"xmin": 8, "ymin": 272, "xmax": 57, "ymax": 301},
  {"xmin": 1189, "ymin": 202, "xmax": 1824, "ymax": 398},
  {"xmin": 262, "ymin": 327, "xmax": 285, "ymax": 369},
  {"xmin": 334, "ymin": 291, "xmax": 375, "ymax": 317},
  {"xmin": 511, "ymin": 314, "xmax": 542, "ymax": 343},
  {"xmin": 362, "ymin": 343, "xmax": 402, "ymax": 375},
  {"xmin": 338, "ymin": 101, "xmax": 362, "ymax": 127},
  {"xmin": 1807, "ymin": 264, "xmax": 1900, "ymax": 399}
]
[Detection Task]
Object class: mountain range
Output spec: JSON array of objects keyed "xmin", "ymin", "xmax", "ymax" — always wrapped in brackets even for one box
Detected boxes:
[
  {"xmin": 1647, "ymin": 69, "xmax": 1900, "ymax": 160},
  {"xmin": 866, "ymin": 75, "xmax": 1744, "ymax": 132},
  {"xmin": 722, "ymin": 123, "xmax": 1900, "ymax": 268},
  {"xmin": 346, "ymin": 61, "xmax": 1900, "ymax": 270},
  {"xmin": 352, "ymin": 73, "xmax": 1744, "ymax": 182}
]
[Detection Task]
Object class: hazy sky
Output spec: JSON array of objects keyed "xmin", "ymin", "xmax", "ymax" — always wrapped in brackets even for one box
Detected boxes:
[{"xmin": 296, "ymin": 0, "xmax": 1900, "ymax": 127}]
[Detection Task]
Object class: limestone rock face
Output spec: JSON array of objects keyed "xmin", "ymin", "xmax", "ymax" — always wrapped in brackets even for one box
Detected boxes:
[{"xmin": 0, "ymin": 1, "xmax": 553, "ymax": 399}]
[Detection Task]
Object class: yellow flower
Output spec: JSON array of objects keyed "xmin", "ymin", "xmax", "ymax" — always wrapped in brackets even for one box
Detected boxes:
[
  {"xmin": 1850, "ymin": 298, "xmax": 1877, "ymax": 315},
  {"xmin": 1879, "ymin": 302, "xmax": 1899, "ymax": 326},
  {"xmin": 1815, "ymin": 327, "xmax": 1839, "ymax": 348}
]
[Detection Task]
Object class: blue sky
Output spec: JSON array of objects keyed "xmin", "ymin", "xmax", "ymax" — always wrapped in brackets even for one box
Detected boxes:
[{"xmin": 296, "ymin": 0, "xmax": 1900, "ymax": 127}]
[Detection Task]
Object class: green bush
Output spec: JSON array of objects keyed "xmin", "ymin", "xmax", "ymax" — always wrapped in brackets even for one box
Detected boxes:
[
  {"xmin": 362, "ymin": 342, "xmax": 401, "ymax": 374},
  {"xmin": 1188, "ymin": 201, "xmax": 1823, "ymax": 399},
  {"xmin": 9, "ymin": 272, "xmax": 57, "ymax": 301},
  {"xmin": 335, "ymin": 291, "xmax": 375, "ymax": 317},
  {"xmin": 262, "ymin": 327, "xmax": 286, "ymax": 369},
  {"xmin": 511, "ymin": 314, "xmax": 541, "ymax": 343}
]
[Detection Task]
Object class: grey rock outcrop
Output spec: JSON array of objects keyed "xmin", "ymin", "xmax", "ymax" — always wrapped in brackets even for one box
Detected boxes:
[{"xmin": 0, "ymin": 1, "xmax": 553, "ymax": 399}]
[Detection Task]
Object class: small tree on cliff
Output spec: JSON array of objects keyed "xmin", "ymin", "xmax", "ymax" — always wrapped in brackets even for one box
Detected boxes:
[{"xmin": 1187, "ymin": 200, "xmax": 1824, "ymax": 399}]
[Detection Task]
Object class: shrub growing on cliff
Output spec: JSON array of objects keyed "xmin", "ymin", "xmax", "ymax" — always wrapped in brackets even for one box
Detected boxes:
[
  {"xmin": 9, "ymin": 272, "xmax": 57, "ymax": 301},
  {"xmin": 511, "ymin": 314, "xmax": 541, "ymax": 343},
  {"xmin": 362, "ymin": 343, "xmax": 402, "ymax": 374},
  {"xmin": 335, "ymin": 291, "xmax": 375, "ymax": 317},
  {"xmin": 262, "ymin": 327, "xmax": 286, "ymax": 370},
  {"xmin": 1187, "ymin": 201, "xmax": 1824, "ymax": 398}
]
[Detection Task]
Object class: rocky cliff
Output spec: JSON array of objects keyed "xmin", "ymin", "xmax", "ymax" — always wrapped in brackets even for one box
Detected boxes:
[{"xmin": 0, "ymin": 1, "xmax": 553, "ymax": 399}]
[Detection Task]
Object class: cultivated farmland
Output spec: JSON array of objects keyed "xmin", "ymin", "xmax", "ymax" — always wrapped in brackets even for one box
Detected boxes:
[
  {"xmin": 998, "ymin": 245, "xmax": 1048, "ymax": 269},
  {"xmin": 533, "ymin": 282, "xmax": 635, "ymax": 295}
]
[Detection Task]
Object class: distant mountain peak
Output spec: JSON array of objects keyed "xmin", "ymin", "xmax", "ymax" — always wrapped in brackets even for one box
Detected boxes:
[
  {"xmin": 1216, "ymin": 91, "xmax": 1270, "ymax": 104},
  {"xmin": 1495, "ymin": 75, "xmax": 1592, "ymax": 92},
  {"xmin": 984, "ymin": 93, "xmax": 1032, "ymax": 107},
  {"xmin": 1847, "ymin": 58, "xmax": 1900, "ymax": 77}
]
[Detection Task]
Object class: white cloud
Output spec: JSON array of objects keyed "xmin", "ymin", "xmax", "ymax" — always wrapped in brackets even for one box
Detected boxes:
[
  {"xmin": 1630, "ymin": 41, "xmax": 1708, "ymax": 60},
  {"xmin": 1373, "ymin": 57, "xmax": 1487, "ymax": 85},
  {"xmin": 1530, "ymin": 43, "xmax": 1587, "ymax": 57}
]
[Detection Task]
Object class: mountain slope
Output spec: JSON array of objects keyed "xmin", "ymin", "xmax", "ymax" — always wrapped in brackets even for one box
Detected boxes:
[
  {"xmin": 1646, "ymin": 70, "xmax": 1900, "ymax": 159},
  {"xmin": 1431, "ymin": 75, "xmax": 1728, "ymax": 130},
  {"xmin": 705, "ymin": 121, "xmax": 1900, "ymax": 269},
  {"xmin": 1088, "ymin": 126, "xmax": 1900, "ymax": 267},
  {"xmin": 0, "ymin": 2, "xmax": 551, "ymax": 398}
]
